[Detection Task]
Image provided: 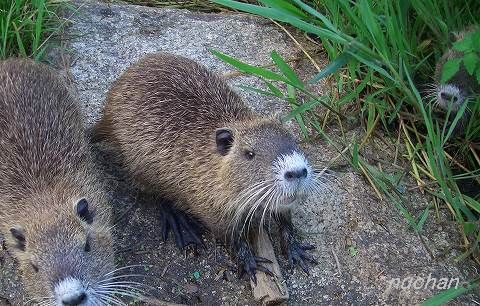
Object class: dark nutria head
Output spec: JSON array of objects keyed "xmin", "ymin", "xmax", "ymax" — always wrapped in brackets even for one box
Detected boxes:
[
  {"xmin": 216, "ymin": 117, "xmax": 324, "ymax": 232},
  {"xmin": 5, "ymin": 193, "xmax": 118, "ymax": 306},
  {"xmin": 432, "ymin": 29, "xmax": 480, "ymax": 112}
]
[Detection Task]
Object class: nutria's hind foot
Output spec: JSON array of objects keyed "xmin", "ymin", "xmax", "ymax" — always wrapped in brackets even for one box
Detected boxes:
[
  {"xmin": 235, "ymin": 240, "xmax": 274, "ymax": 284},
  {"xmin": 160, "ymin": 201, "xmax": 204, "ymax": 250}
]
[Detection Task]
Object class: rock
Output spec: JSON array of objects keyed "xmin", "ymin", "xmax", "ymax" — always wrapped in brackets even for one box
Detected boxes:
[{"xmin": 52, "ymin": 0, "xmax": 300, "ymax": 126}]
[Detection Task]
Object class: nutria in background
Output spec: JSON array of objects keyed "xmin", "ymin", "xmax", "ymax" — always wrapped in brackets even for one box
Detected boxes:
[
  {"xmin": 0, "ymin": 59, "xmax": 138, "ymax": 305},
  {"xmin": 94, "ymin": 53, "xmax": 325, "ymax": 281},
  {"xmin": 432, "ymin": 28, "xmax": 479, "ymax": 114}
]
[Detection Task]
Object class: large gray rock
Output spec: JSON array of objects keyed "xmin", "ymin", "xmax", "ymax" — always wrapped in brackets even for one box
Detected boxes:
[
  {"xmin": 56, "ymin": 0, "xmax": 300, "ymax": 125},
  {"xmin": 1, "ymin": 1, "xmax": 477, "ymax": 305}
]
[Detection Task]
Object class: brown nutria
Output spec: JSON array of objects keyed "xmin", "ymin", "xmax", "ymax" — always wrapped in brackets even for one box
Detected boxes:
[
  {"xmin": 94, "ymin": 53, "xmax": 325, "ymax": 280},
  {"xmin": 431, "ymin": 28, "xmax": 479, "ymax": 113},
  {"xmin": 0, "ymin": 59, "xmax": 139, "ymax": 305}
]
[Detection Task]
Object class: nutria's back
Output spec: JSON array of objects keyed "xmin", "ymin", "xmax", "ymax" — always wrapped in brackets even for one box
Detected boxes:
[
  {"xmin": 0, "ymin": 59, "xmax": 127, "ymax": 305},
  {"xmin": 0, "ymin": 59, "xmax": 89, "ymax": 197}
]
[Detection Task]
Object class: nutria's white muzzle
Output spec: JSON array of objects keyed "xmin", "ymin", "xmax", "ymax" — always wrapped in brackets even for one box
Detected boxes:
[
  {"xmin": 273, "ymin": 151, "xmax": 313, "ymax": 199},
  {"xmin": 55, "ymin": 277, "xmax": 88, "ymax": 306},
  {"xmin": 437, "ymin": 84, "xmax": 464, "ymax": 111}
]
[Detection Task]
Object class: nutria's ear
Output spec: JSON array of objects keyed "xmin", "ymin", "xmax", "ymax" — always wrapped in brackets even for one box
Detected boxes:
[
  {"xmin": 76, "ymin": 198, "xmax": 93, "ymax": 224},
  {"xmin": 10, "ymin": 226, "xmax": 25, "ymax": 251},
  {"xmin": 215, "ymin": 128, "xmax": 234, "ymax": 156}
]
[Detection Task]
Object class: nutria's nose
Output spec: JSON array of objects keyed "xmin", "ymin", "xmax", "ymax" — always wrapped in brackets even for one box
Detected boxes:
[
  {"xmin": 62, "ymin": 292, "xmax": 86, "ymax": 305},
  {"xmin": 440, "ymin": 92, "xmax": 459, "ymax": 103},
  {"xmin": 285, "ymin": 168, "xmax": 308, "ymax": 181}
]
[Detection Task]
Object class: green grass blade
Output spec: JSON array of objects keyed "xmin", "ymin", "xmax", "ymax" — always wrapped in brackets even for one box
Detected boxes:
[
  {"xmin": 210, "ymin": 49, "xmax": 287, "ymax": 82},
  {"xmin": 270, "ymin": 50, "xmax": 304, "ymax": 88},
  {"xmin": 421, "ymin": 279, "xmax": 479, "ymax": 306},
  {"xmin": 310, "ymin": 51, "xmax": 351, "ymax": 83},
  {"xmin": 211, "ymin": 0, "xmax": 349, "ymax": 44},
  {"xmin": 258, "ymin": 0, "xmax": 309, "ymax": 20},
  {"xmin": 290, "ymin": 0, "xmax": 339, "ymax": 33}
]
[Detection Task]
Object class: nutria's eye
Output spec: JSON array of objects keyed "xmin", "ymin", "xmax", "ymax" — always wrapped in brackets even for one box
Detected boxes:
[
  {"xmin": 244, "ymin": 150, "xmax": 255, "ymax": 160},
  {"xmin": 84, "ymin": 236, "xmax": 91, "ymax": 252},
  {"xmin": 76, "ymin": 198, "xmax": 93, "ymax": 224},
  {"xmin": 30, "ymin": 261, "xmax": 39, "ymax": 273}
]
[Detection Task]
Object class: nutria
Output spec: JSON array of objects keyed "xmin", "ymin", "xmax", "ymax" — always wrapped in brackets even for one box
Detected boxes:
[
  {"xmin": 94, "ymin": 53, "xmax": 324, "ymax": 280},
  {"xmin": 0, "ymin": 59, "xmax": 137, "ymax": 305},
  {"xmin": 431, "ymin": 28, "xmax": 479, "ymax": 114}
]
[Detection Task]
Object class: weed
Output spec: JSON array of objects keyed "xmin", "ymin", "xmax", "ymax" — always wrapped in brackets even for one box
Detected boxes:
[{"xmin": 0, "ymin": 0, "xmax": 68, "ymax": 60}]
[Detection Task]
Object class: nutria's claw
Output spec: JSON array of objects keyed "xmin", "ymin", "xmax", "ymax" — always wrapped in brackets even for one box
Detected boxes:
[
  {"xmin": 160, "ymin": 202, "xmax": 204, "ymax": 250},
  {"xmin": 254, "ymin": 256, "xmax": 273, "ymax": 264},
  {"xmin": 287, "ymin": 240, "xmax": 317, "ymax": 274},
  {"xmin": 237, "ymin": 244, "xmax": 275, "ymax": 284}
]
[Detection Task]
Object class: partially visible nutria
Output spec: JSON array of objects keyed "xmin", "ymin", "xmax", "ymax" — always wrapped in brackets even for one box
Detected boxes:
[
  {"xmin": 94, "ymin": 53, "xmax": 324, "ymax": 280},
  {"xmin": 432, "ymin": 28, "xmax": 479, "ymax": 113},
  {"xmin": 0, "ymin": 59, "xmax": 137, "ymax": 305}
]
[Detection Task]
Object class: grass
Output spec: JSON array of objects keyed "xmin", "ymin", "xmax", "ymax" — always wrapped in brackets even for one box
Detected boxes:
[
  {"xmin": 0, "ymin": 0, "xmax": 68, "ymax": 60},
  {"xmin": 209, "ymin": 0, "xmax": 480, "ymax": 304}
]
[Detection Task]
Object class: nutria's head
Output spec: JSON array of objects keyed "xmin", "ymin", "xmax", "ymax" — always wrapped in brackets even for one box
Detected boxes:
[
  {"xmin": 432, "ymin": 30, "xmax": 480, "ymax": 112},
  {"xmin": 4, "ymin": 195, "xmax": 128, "ymax": 306},
  {"xmin": 215, "ymin": 118, "xmax": 324, "ymax": 232}
]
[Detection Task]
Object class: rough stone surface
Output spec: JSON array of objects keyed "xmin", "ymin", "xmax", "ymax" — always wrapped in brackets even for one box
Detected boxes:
[{"xmin": 1, "ymin": 1, "xmax": 478, "ymax": 305}]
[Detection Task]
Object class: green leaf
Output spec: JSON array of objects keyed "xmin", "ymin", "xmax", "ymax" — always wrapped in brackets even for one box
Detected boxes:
[
  {"xmin": 453, "ymin": 34, "xmax": 473, "ymax": 52},
  {"xmin": 415, "ymin": 205, "xmax": 430, "ymax": 232},
  {"xmin": 421, "ymin": 280, "xmax": 478, "ymax": 306},
  {"xmin": 463, "ymin": 52, "xmax": 479, "ymax": 76},
  {"xmin": 463, "ymin": 222, "xmax": 476, "ymax": 235},
  {"xmin": 211, "ymin": 0, "xmax": 348, "ymax": 44},
  {"xmin": 441, "ymin": 58, "xmax": 462, "ymax": 84},
  {"xmin": 237, "ymin": 85, "xmax": 280, "ymax": 97},
  {"xmin": 347, "ymin": 50, "xmax": 395, "ymax": 81},
  {"xmin": 13, "ymin": 23, "xmax": 26, "ymax": 57},
  {"xmin": 258, "ymin": 0, "xmax": 309, "ymax": 20},
  {"xmin": 351, "ymin": 142, "xmax": 359, "ymax": 169},
  {"xmin": 476, "ymin": 67, "xmax": 480, "ymax": 84},
  {"xmin": 270, "ymin": 50, "xmax": 304, "ymax": 88},
  {"xmin": 348, "ymin": 245, "xmax": 358, "ymax": 257},
  {"xmin": 472, "ymin": 31, "xmax": 480, "ymax": 49},
  {"xmin": 290, "ymin": 0, "xmax": 339, "ymax": 33},
  {"xmin": 284, "ymin": 98, "xmax": 323, "ymax": 121},
  {"xmin": 265, "ymin": 81, "xmax": 284, "ymax": 97},
  {"xmin": 310, "ymin": 51, "xmax": 351, "ymax": 83},
  {"xmin": 210, "ymin": 49, "xmax": 287, "ymax": 82}
]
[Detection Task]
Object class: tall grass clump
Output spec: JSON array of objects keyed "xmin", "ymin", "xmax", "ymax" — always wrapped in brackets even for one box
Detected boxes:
[
  {"xmin": 0, "ymin": 0, "xmax": 68, "ymax": 60},
  {"xmin": 210, "ymin": 0, "xmax": 480, "ymax": 303}
]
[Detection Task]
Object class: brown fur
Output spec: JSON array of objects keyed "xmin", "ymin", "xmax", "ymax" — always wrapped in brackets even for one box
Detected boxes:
[
  {"xmin": 94, "ymin": 53, "xmax": 301, "ymax": 237},
  {"xmin": 0, "ymin": 59, "xmax": 114, "ymax": 300}
]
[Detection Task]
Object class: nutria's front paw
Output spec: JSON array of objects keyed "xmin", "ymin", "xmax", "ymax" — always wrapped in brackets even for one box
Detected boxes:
[
  {"xmin": 160, "ymin": 201, "xmax": 204, "ymax": 250},
  {"xmin": 237, "ymin": 243, "xmax": 274, "ymax": 284},
  {"xmin": 287, "ymin": 240, "xmax": 317, "ymax": 274}
]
